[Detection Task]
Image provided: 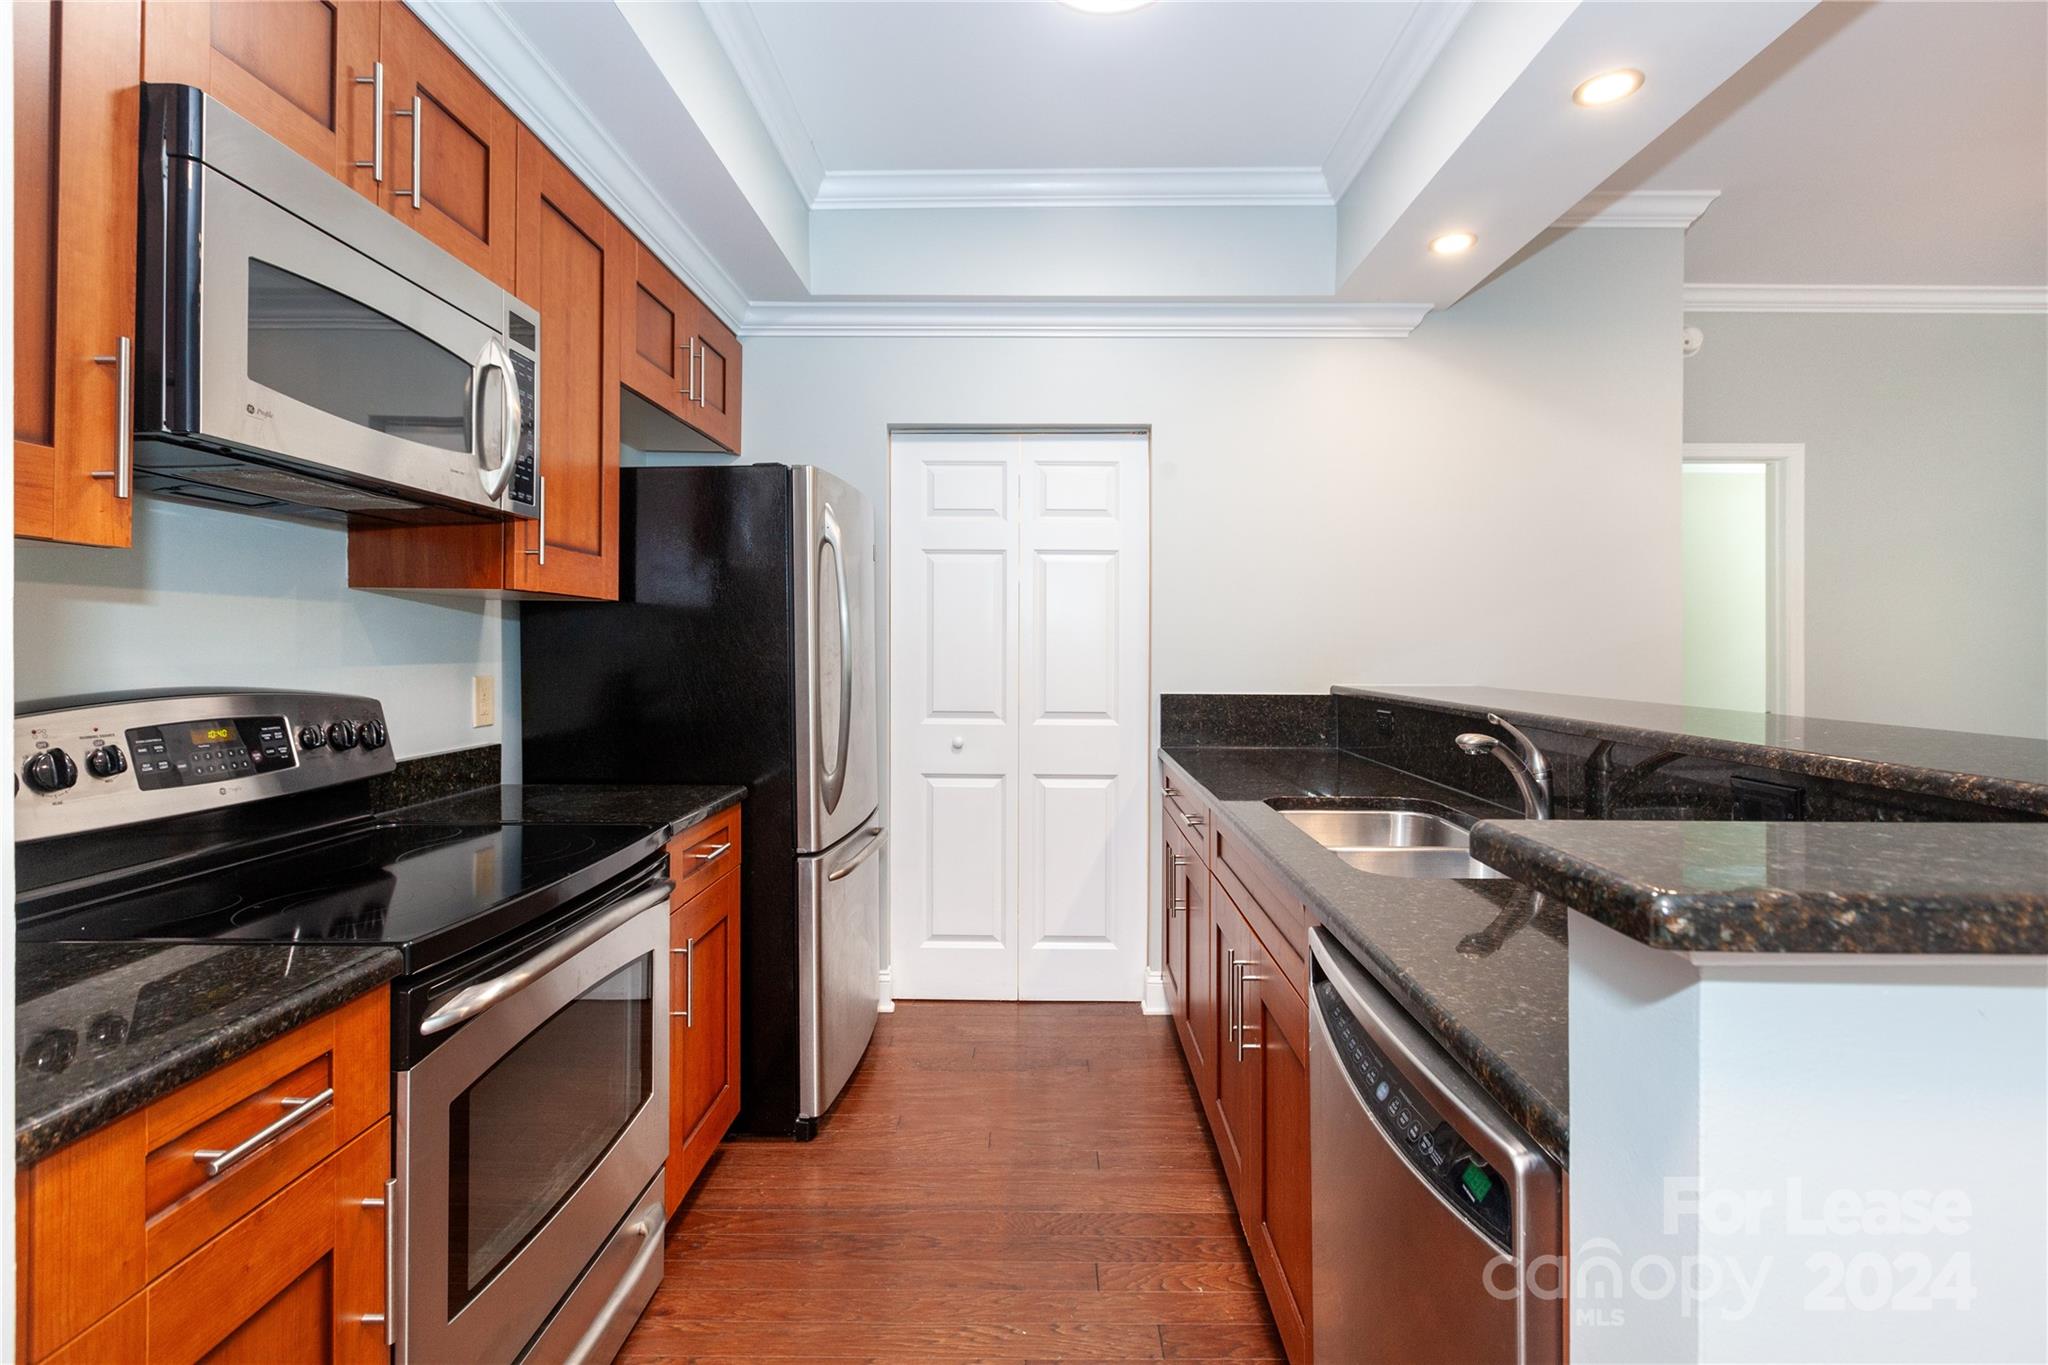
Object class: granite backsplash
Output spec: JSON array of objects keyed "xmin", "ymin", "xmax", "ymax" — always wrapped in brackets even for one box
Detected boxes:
[{"xmin": 1159, "ymin": 694, "xmax": 1336, "ymax": 748}]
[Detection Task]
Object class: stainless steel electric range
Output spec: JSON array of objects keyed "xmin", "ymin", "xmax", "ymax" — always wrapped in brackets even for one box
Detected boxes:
[{"xmin": 16, "ymin": 689, "xmax": 673, "ymax": 1364}]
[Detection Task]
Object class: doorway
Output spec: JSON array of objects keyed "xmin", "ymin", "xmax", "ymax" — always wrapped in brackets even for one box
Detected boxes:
[
  {"xmin": 1681, "ymin": 443, "xmax": 1806, "ymax": 714},
  {"xmin": 887, "ymin": 430, "xmax": 1151, "ymax": 1002}
]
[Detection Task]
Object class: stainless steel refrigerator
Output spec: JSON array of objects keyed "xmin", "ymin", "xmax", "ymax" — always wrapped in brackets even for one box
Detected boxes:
[{"xmin": 523, "ymin": 465, "xmax": 881, "ymax": 1136}]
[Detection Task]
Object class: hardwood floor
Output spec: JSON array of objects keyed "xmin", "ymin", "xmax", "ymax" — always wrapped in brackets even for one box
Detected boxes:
[{"xmin": 621, "ymin": 1001, "xmax": 1283, "ymax": 1362}]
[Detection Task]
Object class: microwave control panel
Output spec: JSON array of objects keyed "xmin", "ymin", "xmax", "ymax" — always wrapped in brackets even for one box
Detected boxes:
[{"xmin": 509, "ymin": 348, "xmax": 538, "ymax": 510}]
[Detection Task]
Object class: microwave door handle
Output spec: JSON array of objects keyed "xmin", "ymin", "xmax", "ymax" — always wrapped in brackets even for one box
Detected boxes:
[{"xmin": 476, "ymin": 341, "xmax": 516, "ymax": 501}]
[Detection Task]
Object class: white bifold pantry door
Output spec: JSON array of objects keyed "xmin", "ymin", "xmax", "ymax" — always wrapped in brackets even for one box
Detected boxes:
[{"xmin": 889, "ymin": 431, "xmax": 1149, "ymax": 1002}]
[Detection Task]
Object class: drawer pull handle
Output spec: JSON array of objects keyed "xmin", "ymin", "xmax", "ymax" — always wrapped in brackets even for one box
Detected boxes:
[
  {"xmin": 1163, "ymin": 785, "xmax": 1180, "ymax": 797},
  {"xmin": 358, "ymin": 1177, "xmax": 398, "ymax": 1345},
  {"xmin": 691, "ymin": 841, "xmax": 732, "ymax": 862},
  {"xmin": 1182, "ymin": 812, "xmax": 1204, "ymax": 828},
  {"xmin": 192, "ymin": 1086, "xmax": 334, "ymax": 1178}
]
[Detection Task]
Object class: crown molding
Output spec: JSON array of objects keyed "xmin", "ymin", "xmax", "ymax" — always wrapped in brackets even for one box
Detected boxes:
[
  {"xmin": 1556, "ymin": 190, "xmax": 1721, "ymax": 230},
  {"xmin": 1683, "ymin": 284, "xmax": 2048, "ymax": 315},
  {"xmin": 698, "ymin": 0, "xmax": 826, "ymax": 200},
  {"xmin": 740, "ymin": 299, "xmax": 1432, "ymax": 338},
  {"xmin": 406, "ymin": 0, "xmax": 749, "ymax": 331},
  {"xmin": 1322, "ymin": 1, "xmax": 1473, "ymax": 199},
  {"xmin": 810, "ymin": 167, "xmax": 1334, "ymax": 211}
]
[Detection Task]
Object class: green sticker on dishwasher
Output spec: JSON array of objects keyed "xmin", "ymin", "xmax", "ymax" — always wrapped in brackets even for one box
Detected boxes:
[{"xmin": 1461, "ymin": 1163, "xmax": 1495, "ymax": 1203}]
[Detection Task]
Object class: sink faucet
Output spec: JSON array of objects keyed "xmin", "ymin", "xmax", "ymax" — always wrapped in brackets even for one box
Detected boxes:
[{"xmin": 1455, "ymin": 714, "xmax": 1552, "ymax": 819}]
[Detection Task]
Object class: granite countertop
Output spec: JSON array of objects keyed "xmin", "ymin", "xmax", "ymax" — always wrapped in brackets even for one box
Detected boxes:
[
  {"xmin": 1472, "ymin": 820, "xmax": 2048, "ymax": 954},
  {"xmin": 17, "ymin": 942, "xmax": 401, "ymax": 1164},
  {"xmin": 1161, "ymin": 747, "xmax": 1570, "ymax": 1165},
  {"xmin": 387, "ymin": 782, "xmax": 745, "ymax": 841},
  {"xmin": 1337, "ymin": 685, "xmax": 2048, "ymax": 816}
]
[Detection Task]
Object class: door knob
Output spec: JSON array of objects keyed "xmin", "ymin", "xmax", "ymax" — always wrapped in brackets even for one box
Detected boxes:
[{"xmin": 950, "ymin": 736, "xmax": 965, "ymax": 751}]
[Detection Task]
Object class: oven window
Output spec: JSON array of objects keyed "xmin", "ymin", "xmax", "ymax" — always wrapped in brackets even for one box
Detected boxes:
[
  {"xmin": 446, "ymin": 957, "xmax": 652, "ymax": 1310},
  {"xmin": 246, "ymin": 259, "xmax": 474, "ymax": 452}
]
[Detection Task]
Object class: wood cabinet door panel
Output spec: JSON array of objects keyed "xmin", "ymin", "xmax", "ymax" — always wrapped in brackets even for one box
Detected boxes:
[
  {"xmin": 142, "ymin": 0, "xmax": 374, "ymax": 182},
  {"xmin": 145, "ymin": 1118, "xmax": 390, "ymax": 1365},
  {"xmin": 508, "ymin": 132, "xmax": 619, "ymax": 598},
  {"xmin": 1250, "ymin": 971, "xmax": 1313, "ymax": 1363},
  {"xmin": 377, "ymin": 1, "xmax": 516, "ymax": 288},
  {"xmin": 14, "ymin": 0, "xmax": 139, "ymax": 548},
  {"xmin": 682, "ymin": 298, "xmax": 742, "ymax": 452},
  {"xmin": 1210, "ymin": 893, "xmax": 1260, "ymax": 1212},
  {"xmin": 622, "ymin": 243, "xmax": 691, "ymax": 420},
  {"xmin": 669, "ymin": 870, "xmax": 741, "ymax": 1212}
]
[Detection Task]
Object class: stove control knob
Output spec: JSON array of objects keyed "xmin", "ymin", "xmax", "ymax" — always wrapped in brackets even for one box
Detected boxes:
[
  {"xmin": 327, "ymin": 719, "xmax": 359, "ymax": 751},
  {"xmin": 85, "ymin": 745, "xmax": 128, "ymax": 779},
  {"xmin": 24, "ymin": 748, "xmax": 78, "ymax": 794},
  {"xmin": 299, "ymin": 724, "xmax": 328, "ymax": 751},
  {"xmin": 359, "ymin": 719, "xmax": 388, "ymax": 751}
]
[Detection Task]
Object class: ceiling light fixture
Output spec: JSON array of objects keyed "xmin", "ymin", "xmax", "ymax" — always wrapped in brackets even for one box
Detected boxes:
[
  {"xmin": 1573, "ymin": 68, "xmax": 1645, "ymax": 107},
  {"xmin": 1430, "ymin": 231, "xmax": 1477, "ymax": 256},
  {"xmin": 1058, "ymin": 0, "xmax": 1155, "ymax": 12}
]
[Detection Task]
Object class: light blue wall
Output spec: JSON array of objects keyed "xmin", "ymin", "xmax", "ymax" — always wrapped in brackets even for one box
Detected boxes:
[{"xmin": 17, "ymin": 497, "xmax": 518, "ymax": 768}]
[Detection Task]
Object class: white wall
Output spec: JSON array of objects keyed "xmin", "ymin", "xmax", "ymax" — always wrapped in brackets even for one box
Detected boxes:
[
  {"xmin": 16, "ymin": 498, "xmax": 516, "ymax": 764},
  {"xmin": 1683, "ymin": 311, "xmax": 2048, "ymax": 738},
  {"xmin": 744, "ymin": 226, "xmax": 1686, "ymax": 709}
]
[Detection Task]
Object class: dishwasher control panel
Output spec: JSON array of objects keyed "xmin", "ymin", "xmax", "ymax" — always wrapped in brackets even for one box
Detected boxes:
[{"xmin": 1315, "ymin": 978, "xmax": 1514, "ymax": 1250}]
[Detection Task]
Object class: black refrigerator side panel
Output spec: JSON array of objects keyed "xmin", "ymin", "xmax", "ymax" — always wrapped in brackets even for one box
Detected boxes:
[{"xmin": 523, "ymin": 464, "xmax": 808, "ymax": 1137}]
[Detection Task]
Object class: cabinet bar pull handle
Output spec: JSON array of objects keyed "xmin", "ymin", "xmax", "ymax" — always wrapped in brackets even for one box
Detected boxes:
[
  {"xmin": 1182, "ymin": 812, "xmax": 1204, "ymax": 828},
  {"xmin": 88, "ymin": 337, "xmax": 132, "ymax": 498},
  {"xmin": 682, "ymin": 337, "xmax": 697, "ymax": 401},
  {"xmin": 1163, "ymin": 785, "xmax": 1180, "ymax": 798},
  {"xmin": 192, "ymin": 1086, "xmax": 333, "ymax": 1177},
  {"xmin": 682, "ymin": 936, "xmax": 695, "ymax": 1026},
  {"xmin": 392, "ymin": 94, "xmax": 422, "ymax": 209},
  {"xmin": 1236, "ymin": 964, "xmax": 1265, "ymax": 1061},
  {"xmin": 694, "ymin": 338, "xmax": 706, "ymax": 407},
  {"xmin": 358, "ymin": 1177, "xmax": 397, "ymax": 1344},
  {"xmin": 691, "ymin": 841, "xmax": 731, "ymax": 862},
  {"xmin": 523, "ymin": 475, "xmax": 547, "ymax": 566},
  {"xmin": 353, "ymin": 63, "xmax": 385, "ymax": 182},
  {"xmin": 1224, "ymin": 948, "xmax": 1238, "ymax": 1042}
]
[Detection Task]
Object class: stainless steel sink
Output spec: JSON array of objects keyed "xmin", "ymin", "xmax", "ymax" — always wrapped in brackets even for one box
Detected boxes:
[
  {"xmin": 1338, "ymin": 848, "xmax": 1507, "ymax": 880},
  {"xmin": 1274, "ymin": 806, "xmax": 1506, "ymax": 880}
]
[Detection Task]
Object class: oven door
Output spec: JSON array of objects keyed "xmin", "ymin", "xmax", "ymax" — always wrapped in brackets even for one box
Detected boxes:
[
  {"xmin": 159, "ymin": 161, "xmax": 528, "ymax": 518},
  {"xmin": 396, "ymin": 876, "xmax": 671, "ymax": 1364}
]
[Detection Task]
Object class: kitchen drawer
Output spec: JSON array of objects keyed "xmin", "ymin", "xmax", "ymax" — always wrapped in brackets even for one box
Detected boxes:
[
  {"xmin": 1161, "ymin": 769, "xmax": 1209, "ymax": 859},
  {"xmin": 16, "ymin": 988, "xmax": 389, "ymax": 1360},
  {"xmin": 667, "ymin": 805, "xmax": 742, "ymax": 907},
  {"xmin": 1211, "ymin": 835, "xmax": 1308, "ymax": 1009}
]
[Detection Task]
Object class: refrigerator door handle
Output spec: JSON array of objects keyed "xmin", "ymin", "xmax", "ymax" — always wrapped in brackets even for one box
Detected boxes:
[{"xmin": 818, "ymin": 505, "xmax": 854, "ymax": 813}]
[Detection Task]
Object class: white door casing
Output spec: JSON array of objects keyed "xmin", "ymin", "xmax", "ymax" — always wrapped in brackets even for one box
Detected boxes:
[{"xmin": 888, "ymin": 431, "xmax": 1150, "ymax": 1002}]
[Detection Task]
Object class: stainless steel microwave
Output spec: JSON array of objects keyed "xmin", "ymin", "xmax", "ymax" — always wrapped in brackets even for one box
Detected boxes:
[{"xmin": 133, "ymin": 84, "xmax": 538, "ymax": 524}]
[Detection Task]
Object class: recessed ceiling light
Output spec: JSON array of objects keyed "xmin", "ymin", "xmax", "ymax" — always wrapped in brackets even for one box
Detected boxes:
[
  {"xmin": 1430, "ymin": 231, "xmax": 1477, "ymax": 256},
  {"xmin": 1573, "ymin": 68, "xmax": 1645, "ymax": 107},
  {"xmin": 1059, "ymin": 0, "xmax": 1155, "ymax": 12}
]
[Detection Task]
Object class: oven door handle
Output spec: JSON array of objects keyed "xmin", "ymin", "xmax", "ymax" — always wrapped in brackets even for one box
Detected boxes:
[{"xmin": 420, "ymin": 879, "xmax": 674, "ymax": 1036}]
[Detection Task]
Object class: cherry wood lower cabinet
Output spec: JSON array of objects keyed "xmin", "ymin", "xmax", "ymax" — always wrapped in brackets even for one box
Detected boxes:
[
  {"xmin": 15, "ymin": 990, "xmax": 393, "ymax": 1365},
  {"xmin": 665, "ymin": 808, "xmax": 743, "ymax": 1214},
  {"xmin": 1162, "ymin": 762, "xmax": 1314, "ymax": 1362}
]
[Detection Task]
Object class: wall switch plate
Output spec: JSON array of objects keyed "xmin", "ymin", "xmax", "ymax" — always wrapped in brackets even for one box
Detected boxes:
[
  {"xmin": 472, "ymin": 675, "xmax": 496, "ymax": 728},
  {"xmin": 1375, "ymin": 708, "xmax": 1395, "ymax": 739}
]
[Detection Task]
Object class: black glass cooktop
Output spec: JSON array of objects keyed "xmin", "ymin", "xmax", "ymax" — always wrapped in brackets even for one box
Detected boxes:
[{"xmin": 16, "ymin": 820, "xmax": 663, "ymax": 973}]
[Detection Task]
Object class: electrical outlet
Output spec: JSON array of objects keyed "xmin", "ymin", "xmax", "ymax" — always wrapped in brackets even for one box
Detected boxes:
[{"xmin": 472, "ymin": 675, "xmax": 496, "ymax": 728}]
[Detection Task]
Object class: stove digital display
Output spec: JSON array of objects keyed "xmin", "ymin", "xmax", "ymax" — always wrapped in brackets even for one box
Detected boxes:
[{"xmin": 128, "ymin": 715, "xmax": 296, "ymax": 791}]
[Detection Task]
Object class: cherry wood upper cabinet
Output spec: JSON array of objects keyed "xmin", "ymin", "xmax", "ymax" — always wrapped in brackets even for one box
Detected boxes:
[
  {"xmin": 13, "ymin": 0, "xmax": 140, "ymax": 548},
  {"xmin": 509, "ymin": 132, "xmax": 621, "ymax": 597},
  {"xmin": 683, "ymin": 293, "xmax": 743, "ymax": 454},
  {"xmin": 375, "ymin": 1, "xmax": 518, "ymax": 290},
  {"xmin": 141, "ymin": 0, "xmax": 376, "ymax": 186},
  {"xmin": 620, "ymin": 240, "xmax": 745, "ymax": 455}
]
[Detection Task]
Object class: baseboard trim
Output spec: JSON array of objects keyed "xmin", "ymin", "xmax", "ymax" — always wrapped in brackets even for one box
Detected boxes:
[
  {"xmin": 877, "ymin": 967, "xmax": 896, "ymax": 1013},
  {"xmin": 1141, "ymin": 970, "xmax": 1170, "ymax": 1016}
]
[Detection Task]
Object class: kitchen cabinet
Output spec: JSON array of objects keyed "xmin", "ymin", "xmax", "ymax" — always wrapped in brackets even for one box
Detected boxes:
[
  {"xmin": 619, "ymin": 239, "xmax": 745, "ymax": 455},
  {"xmin": 12, "ymin": 0, "xmax": 140, "ymax": 548},
  {"xmin": 1160, "ymin": 761, "xmax": 1313, "ymax": 1362},
  {"xmin": 141, "ymin": 0, "xmax": 376, "ymax": 185},
  {"xmin": 346, "ymin": 130, "xmax": 622, "ymax": 599},
  {"xmin": 666, "ymin": 808, "xmax": 743, "ymax": 1214},
  {"xmin": 373, "ymin": 1, "xmax": 519, "ymax": 289},
  {"xmin": 15, "ymin": 990, "xmax": 392, "ymax": 1364}
]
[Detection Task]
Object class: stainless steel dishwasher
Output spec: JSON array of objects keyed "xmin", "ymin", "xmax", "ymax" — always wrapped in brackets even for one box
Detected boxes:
[{"xmin": 1309, "ymin": 927, "xmax": 1562, "ymax": 1363}]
